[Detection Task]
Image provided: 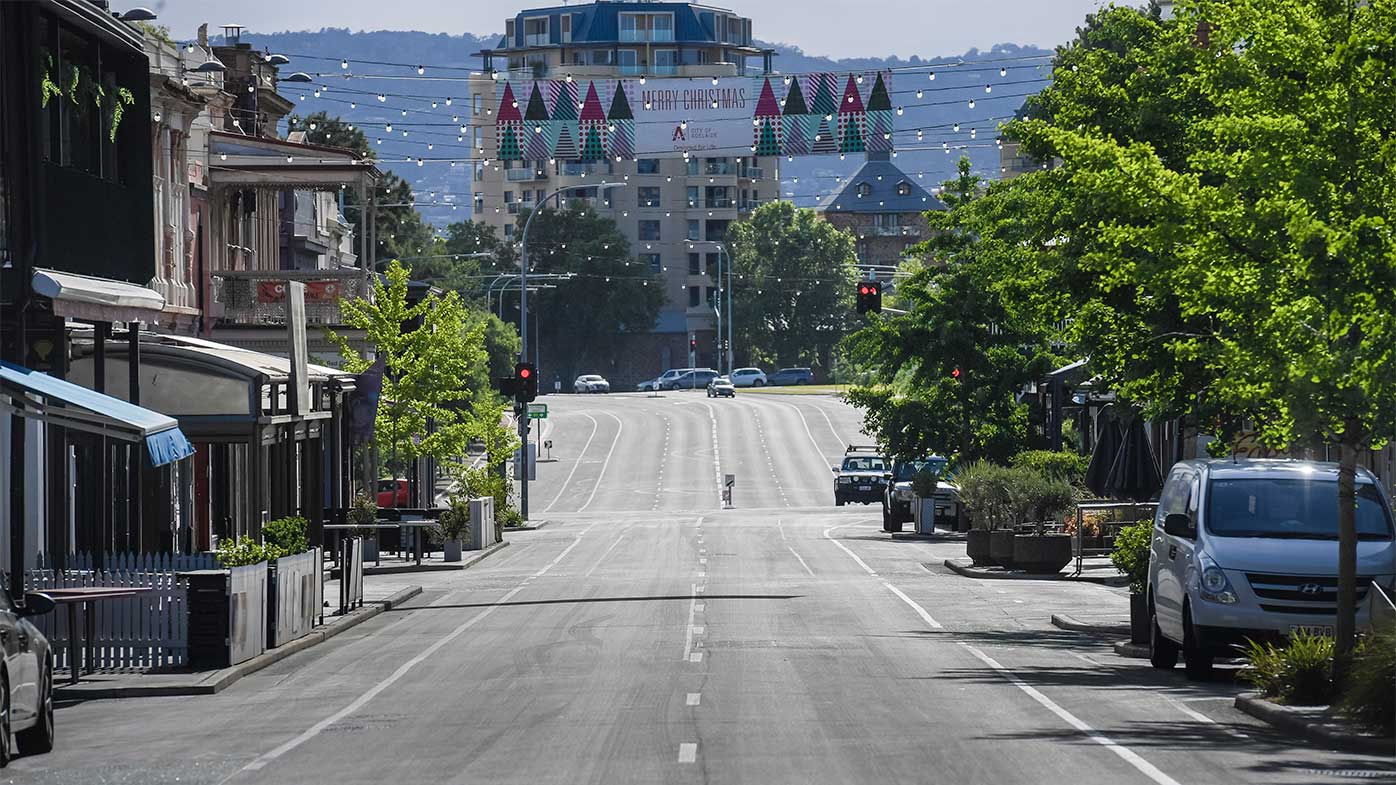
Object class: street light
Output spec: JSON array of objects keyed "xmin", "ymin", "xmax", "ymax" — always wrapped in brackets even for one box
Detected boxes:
[
  {"xmin": 696, "ymin": 240, "xmax": 734, "ymax": 374},
  {"xmin": 516, "ymin": 181, "xmax": 626, "ymax": 521}
]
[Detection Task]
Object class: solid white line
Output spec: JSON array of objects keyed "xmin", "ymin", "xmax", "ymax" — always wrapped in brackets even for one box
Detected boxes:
[
  {"xmin": 692, "ymin": 625, "xmax": 705, "ymax": 635},
  {"xmin": 543, "ymin": 412, "xmax": 600, "ymax": 513},
  {"xmin": 697, "ymin": 401, "xmax": 724, "ymax": 506},
  {"xmin": 678, "ymin": 743, "xmax": 698, "ymax": 763},
  {"xmin": 776, "ymin": 518, "xmax": 786, "ymax": 540},
  {"xmin": 240, "ymin": 524, "xmax": 595, "ymax": 775},
  {"xmin": 582, "ymin": 531, "xmax": 627, "ymax": 578},
  {"xmin": 959, "ymin": 643, "xmax": 1183, "ymax": 785},
  {"xmin": 882, "ymin": 581, "xmax": 943, "ymax": 629},
  {"xmin": 822, "ymin": 525, "xmax": 878, "ymax": 576},
  {"xmin": 686, "ymin": 693, "xmax": 701, "ymax": 706},
  {"xmin": 577, "ymin": 411, "xmax": 624, "ymax": 513},
  {"xmin": 783, "ymin": 399, "xmax": 832, "ymax": 468},
  {"xmin": 787, "ymin": 545, "xmax": 815, "ymax": 576},
  {"xmin": 682, "ymin": 582, "xmax": 698, "ymax": 662}
]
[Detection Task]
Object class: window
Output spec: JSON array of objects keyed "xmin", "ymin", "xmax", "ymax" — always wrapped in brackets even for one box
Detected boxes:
[
  {"xmin": 638, "ymin": 220, "xmax": 661, "ymax": 241},
  {"xmin": 523, "ymin": 17, "xmax": 549, "ymax": 47},
  {"xmin": 873, "ymin": 213, "xmax": 900, "ymax": 228},
  {"xmin": 642, "ymin": 253, "xmax": 662, "ymax": 273},
  {"xmin": 706, "ymin": 287, "xmax": 717, "ymax": 307},
  {"xmin": 689, "ymin": 253, "xmax": 702, "ymax": 275},
  {"xmin": 505, "ymin": 19, "xmax": 516, "ymax": 44},
  {"xmin": 637, "ymin": 158, "xmax": 660, "ymax": 174},
  {"xmin": 561, "ymin": 13, "xmax": 572, "ymax": 43},
  {"xmin": 638, "ymin": 186, "xmax": 662, "ymax": 207},
  {"xmin": 590, "ymin": 49, "xmax": 614, "ymax": 67},
  {"xmin": 44, "ymin": 20, "xmax": 109, "ymax": 177},
  {"xmin": 653, "ymin": 49, "xmax": 677, "ymax": 75},
  {"xmin": 620, "ymin": 12, "xmax": 674, "ymax": 42},
  {"xmin": 473, "ymin": 94, "xmax": 483, "ymax": 116},
  {"xmin": 706, "ymin": 252, "xmax": 720, "ymax": 272},
  {"xmin": 686, "ymin": 186, "xmax": 699, "ymax": 207},
  {"xmin": 473, "ymin": 192, "xmax": 484, "ymax": 212},
  {"xmin": 856, "ymin": 182, "xmax": 872, "ymax": 198},
  {"xmin": 688, "ymin": 286, "xmax": 701, "ymax": 307},
  {"xmin": 896, "ymin": 181, "xmax": 912, "ymax": 196},
  {"xmin": 504, "ymin": 191, "xmax": 515, "ymax": 204},
  {"xmin": 474, "ymin": 162, "xmax": 485, "ymax": 181},
  {"xmin": 618, "ymin": 49, "xmax": 639, "ymax": 74},
  {"xmin": 473, "ymin": 127, "xmax": 485, "ymax": 150},
  {"xmin": 687, "ymin": 220, "xmax": 700, "ymax": 241},
  {"xmin": 505, "ymin": 224, "xmax": 515, "ymax": 239},
  {"xmin": 705, "ymin": 219, "xmax": 729, "ymax": 242},
  {"xmin": 686, "ymin": 158, "xmax": 700, "ymax": 176}
]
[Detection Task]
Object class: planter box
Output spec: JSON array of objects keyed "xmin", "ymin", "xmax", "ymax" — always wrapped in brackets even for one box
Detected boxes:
[
  {"xmin": 989, "ymin": 529, "xmax": 1017, "ymax": 568},
  {"xmin": 362, "ymin": 535, "xmax": 379, "ymax": 563},
  {"xmin": 443, "ymin": 539, "xmax": 463, "ymax": 563},
  {"xmin": 1012, "ymin": 535, "xmax": 1073, "ymax": 575},
  {"xmin": 267, "ymin": 549, "xmax": 323, "ymax": 649},
  {"xmin": 912, "ymin": 498, "xmax": 937, "ymax": 535},
  {"xmin": 1129, "ymin": 593, "xmax": 1150, "ymax": 644},
  {"xmin": 183, "ymin": 563, "xmax": 267, "ymax": 670},
  {"xmin": 966, "ymin": 529, "xmax": 992, "ymax": 565}
]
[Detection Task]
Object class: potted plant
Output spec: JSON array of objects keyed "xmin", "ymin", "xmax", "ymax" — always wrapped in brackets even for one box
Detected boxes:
[
  {"xmin": 955, "ymin": 461, "xmax": 1007, "ymax": 566},
  {"xmin": 910, "ymin": 466, "xmax": 942, "ymax": 532},
  {"xmin": 435, "ymin": 496, "xmax": 471, "ymax": 562},
  {"xmin": 349, "ymin": 491, "xmax": 380, "ymax": 562},
  {"xmin": 1111, "ymin": 521, "xmax": 1153, "ymax": 643},
  {"xmin": 1011, "ymin": 469, "xmax": 1078, "ymax": 575}
]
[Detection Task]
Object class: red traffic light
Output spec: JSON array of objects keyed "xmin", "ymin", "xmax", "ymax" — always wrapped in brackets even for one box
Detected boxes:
[
  {"xmin": 519, "ymin": 367, "xmax": 532, "ymax": 379},
  {"xmin": 951, "ymin": 367, "xmax": 962, "ymax": 379},
  {"xmin": 860, "ymin": 284, "xmax": 871, "ymax": 295}
]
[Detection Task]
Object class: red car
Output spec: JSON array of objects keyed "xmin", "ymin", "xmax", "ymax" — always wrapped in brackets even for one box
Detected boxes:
[{"xmin": 376, "ymin": 478, "xmax": 409, "ymax": 508}]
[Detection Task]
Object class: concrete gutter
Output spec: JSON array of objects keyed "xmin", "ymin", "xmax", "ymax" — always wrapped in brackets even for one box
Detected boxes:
[
  {"xmin": 1051, "ymin": 613, "xmax": 1131, "ymax": 637},
  {"xmin": 942, "ymin": 558, "xmax": 1129, "ymax": 586},
  {"xmin": 1234, "ymin": 693, "xmax": 1394, "ymax": 756}
]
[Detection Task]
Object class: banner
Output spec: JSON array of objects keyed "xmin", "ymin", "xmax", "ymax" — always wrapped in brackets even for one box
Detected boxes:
[{"xmin": 492, "ymin": 71, "xmax": 893, "ymax": 162}]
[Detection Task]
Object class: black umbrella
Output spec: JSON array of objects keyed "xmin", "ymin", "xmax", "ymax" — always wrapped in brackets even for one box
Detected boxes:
[
  {"xmin": 1085, "ymin": 410, "xmax": 1124, "ymax": 497},
  {"xmin": 1104, "ymin": 416, "xmax": 1164, "ymax": 502}
]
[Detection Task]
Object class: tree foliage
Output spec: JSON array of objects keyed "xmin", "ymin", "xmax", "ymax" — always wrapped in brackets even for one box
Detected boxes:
[{"xmin": 727, "ymin": 201, "xmax": 859, "ymax": 373}]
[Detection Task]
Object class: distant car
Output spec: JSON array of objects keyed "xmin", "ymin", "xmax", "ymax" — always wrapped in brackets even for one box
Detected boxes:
[
  {"xmin": 0, "ymin": 587, "xmax": 56, "ymax": 765},
  {"xmin": 833, "ymin": 447, "xmax": 888, "ymax": 506},
  {"xmin": 707, "ymin": 375, "xmax": 735, "ymax": 398},
  {"xmin": 769, "ymin": 367, "xmax": 814, "ymax": 386},
  {"xmin": 573, "ymin": 374, "xmax": 610, "ymax": 394},
  {"xmin": 882, "ymin": 456, "xmax": 958, "ymax": 532},
  {"xmin": 377, "ymin": 478, "xmax": 408, "ymax": 508},
  {"xmin": 647, "ymin": 367, "xmax": 696, "ymax": 391},
  {"xmin": 729, "ymin": 367, "xmax": 767, "ymax": 388},
  {"xmin": 663, "ymin": 368, "xmax": 718, "ymax": 390}
]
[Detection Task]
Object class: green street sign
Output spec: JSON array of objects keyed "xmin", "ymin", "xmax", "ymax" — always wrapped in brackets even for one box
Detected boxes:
[{"xmin": 527, "ymin": 403, "xmax": 548, "ymax": 420}]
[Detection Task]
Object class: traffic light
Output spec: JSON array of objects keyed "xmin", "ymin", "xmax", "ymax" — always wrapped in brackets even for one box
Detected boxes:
[
  {"xmin": 689, "ymin": 335, "xmax": 698, "ymax": 352},
  {"xmin": 515, "ymin": 362, "xmax": 538, "ymax": 402},
  {"xmin": 856, "ymin": 281, "xmax": 882, "ymax": 314},
  {"xmin": 951, "ymin": 367, "xmax": 963, "ymax": 381}
]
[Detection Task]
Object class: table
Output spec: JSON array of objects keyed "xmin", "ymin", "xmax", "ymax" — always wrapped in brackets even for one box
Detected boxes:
[
  {"xmin": 40, "ymin": 587, "xmax": 152, "ymax": 685},
  {"xmin": 323, "ymin": 520, "xmax": 438, "ymax": 567}
]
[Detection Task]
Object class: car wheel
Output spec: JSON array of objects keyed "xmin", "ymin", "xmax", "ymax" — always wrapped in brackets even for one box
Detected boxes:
[
  {"xmin": 17, "ymin": 660, "xmax": 53, "ymax": 756},
  {"xmin": 835, "ymin": 497, "xmax": 845, "ymax": 507},
  {"xmin": 753, "ymin": 379, "xmax": 764, "ymax": 387},
  {"xmin": 1148, "ymin": 599, "xmax": 1178, "ymax": 670},
  {"xmin": 1182, "ymin": 604, "xmax": 1213, "ymax": 680},
  {"xmin": 0, "ymin": 671, "xmax": 11, "ymax": 767}
]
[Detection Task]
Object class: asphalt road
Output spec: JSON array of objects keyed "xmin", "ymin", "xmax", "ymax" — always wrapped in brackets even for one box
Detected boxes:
[{"xmin": 12, "ymin": 389, "xmax": 1393, "ymax": 784}]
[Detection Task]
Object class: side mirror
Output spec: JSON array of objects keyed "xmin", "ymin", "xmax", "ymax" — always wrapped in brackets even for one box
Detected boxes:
[
  {"xmin": 883, "ymin": 472, "xmax": 894, "ymax": 481},
  {"xmin": 1163, "ymin": 513, "xmax": 1194, "ymax": 538},
  {"xmin": 19, "ymin": 592, "xmax": 55, "ymax": 617},
  {"xmin": 831, "ymin": 466, "xmax": 841, "ymax": 473}
]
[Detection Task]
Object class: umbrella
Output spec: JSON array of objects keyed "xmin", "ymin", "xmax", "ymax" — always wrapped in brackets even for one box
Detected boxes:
[
  {"xmin": 1103, "ymin": 416, "xmax": 1164, "ymax": 502},
  {"xmin": 1084, "ymin": 409, "xmax": 1124, "ymax": 497}
]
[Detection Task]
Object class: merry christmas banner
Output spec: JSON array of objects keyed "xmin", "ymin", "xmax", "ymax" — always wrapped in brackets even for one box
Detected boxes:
[{"xmin": 492, "ymin": 71, "xmax": 893, "ymax": 162}]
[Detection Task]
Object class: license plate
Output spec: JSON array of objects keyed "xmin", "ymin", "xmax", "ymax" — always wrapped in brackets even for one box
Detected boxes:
[
  {"xmin": 1289, "ymin": 624, "xmax": 1333, "ymax": 637},
  {"xmin": 858, "ymin": 485, "xmax": 871, "ymax": 491}
]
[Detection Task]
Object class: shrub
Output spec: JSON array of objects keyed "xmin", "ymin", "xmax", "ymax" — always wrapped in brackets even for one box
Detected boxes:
[
  {"xmin": 498, "ymin": 503, "xmax": 524, "ymax": 529},
  {"xmin": 955, "ymin": 461, "xmax": 1014, "ymax": 530},
  {"xmin": 216, "ymin": 536, "xmax": 279, "ymax": 567},
  {"xmin": 1242, "ymin": 631, "xmax": 1334, "ymax": 705},
  {"xmin": 349, "ymin": 491, "xmax": 378, "ymax": 525},
  {"xmin": 1019, "ymin": 470, "xmax": 1078, "ymax": 526},
  {"xmin": 1338, "ymin": 625, "xmax": 1395, "ymax": 732},
  {"xmin": 1110, "ymin": 522, "xmax": 1151, "ymax": 594},
  {"xmin": 1011, "ymin": 450, "xmax": 1089, "ymax": 485},
  {"xmin": 435, "ymin": 496, "xmax": 471, "ymax": 541},
  {"xmin": 263, "ymin": 516, "xmax": 309, "ymax": 555},
  {"xmin": 910, "ymin": 466, "xmax": 942, "ymax": 498}
]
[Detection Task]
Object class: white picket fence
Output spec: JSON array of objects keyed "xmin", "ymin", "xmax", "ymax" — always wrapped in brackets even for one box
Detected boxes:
[{"xmin": 24, "ymin": 551, "xmax": 218, "ymax": 671}]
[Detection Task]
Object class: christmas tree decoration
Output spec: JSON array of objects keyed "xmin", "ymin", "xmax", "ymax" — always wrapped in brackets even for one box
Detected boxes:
[
  {"xmin": 524, "ymin": 81, "xmax": 552, "ymax": 160},
  {"xmin": 753, "ymin": 78, "xmax": 783, "ymax": 156},
  {"xmin": 837, "ymin": 74, "xmax": 866, "ymax": 154},
  {"xmin": 549, "ymin": 79, "xmax": 579, "ymax": 160},
  {"xmin": 578, "ymin": 81, "xmax": 608, "ymax": 161},
  {"xmin": 607, "ymin": 81, "xmax": 635, "ymax": 160},
  {"xmin": 781, "ymin": 75, "xmax": 812, "ymax": 157},
  {"xmin": 864, "ymin": 72, "xmax": 893, "ymax": 153},
  {"xmin": 809, "ymin": 73, "xmax": 839, "ymax": 155},
  {"xmin": 495, "ymin": 82, "xmax": 524, "ymax": 161}
]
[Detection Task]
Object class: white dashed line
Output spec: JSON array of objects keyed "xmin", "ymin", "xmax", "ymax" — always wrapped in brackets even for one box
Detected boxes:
[
  {"xmin": 689, "ymin": 652, "xmax": 703, "ymax": 663},
  {"xmin": 678, "ymin": 743, "xmax": 698, "ymax": 763},
  {"xmin": 787, "ymin": 545, "xmax": 815, "ymax": 576},
  {"xmin": 686, "ymin": 693, "xmax": 701, "ymax": 706}
]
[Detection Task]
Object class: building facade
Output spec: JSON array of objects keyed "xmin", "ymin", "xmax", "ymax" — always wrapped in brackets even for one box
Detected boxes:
[
  {"xmin": 815, "ymin": 151, "xmax": 943, "ymax": 272},
  {"xmin": 471, "ymin": 2, "xmax": 779, "ymax": 381}
]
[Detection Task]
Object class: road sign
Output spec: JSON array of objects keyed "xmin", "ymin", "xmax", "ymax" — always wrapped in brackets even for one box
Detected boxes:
[{"xmin": 527, "ymin": 403, "xmax": 548, "ymax": 420}]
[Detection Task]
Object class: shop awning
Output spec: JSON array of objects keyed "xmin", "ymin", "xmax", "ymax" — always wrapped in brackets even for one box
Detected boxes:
[
  {"xmin": 31, "ymin": 268, "xmax": 166, "ymax": 323},
  {"xmin": 0, "ymin": 362, "xmax": 194, "ymax": 467}
]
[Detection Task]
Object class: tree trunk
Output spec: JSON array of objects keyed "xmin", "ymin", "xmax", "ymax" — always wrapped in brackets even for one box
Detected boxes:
[{"xmin": 1334, "ymin": 420, "xmax": 1362, "ymax": 682}]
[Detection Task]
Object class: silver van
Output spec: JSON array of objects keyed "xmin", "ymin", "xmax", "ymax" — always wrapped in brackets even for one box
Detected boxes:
[{"xmin": 1147, "ymin": 459, "xmax": 1396, "ymax": 679}]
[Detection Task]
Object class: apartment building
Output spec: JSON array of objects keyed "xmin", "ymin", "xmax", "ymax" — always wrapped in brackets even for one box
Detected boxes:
[{"xmin": 471, "ymin": 1, "xmax": 779, "ymax": 379}]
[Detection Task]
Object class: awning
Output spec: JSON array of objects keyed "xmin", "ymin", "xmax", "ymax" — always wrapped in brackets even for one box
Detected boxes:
[
  {"xmin": 0, "ymin": 362, "xmax": 195, "ymax": 467},
  {"xmin": 31, "ymin": 268, "xmax": 166, "ymax": 323}
]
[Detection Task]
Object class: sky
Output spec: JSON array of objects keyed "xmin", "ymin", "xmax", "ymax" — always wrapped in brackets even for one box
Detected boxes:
[{"xmin": 147, "ymin": 0, "xmax": 1108, "ymax": 60}]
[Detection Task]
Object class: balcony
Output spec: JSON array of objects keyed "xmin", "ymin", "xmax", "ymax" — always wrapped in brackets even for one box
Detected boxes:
[
  {"xmin": 739, "ymin": 199, "xmax": 770, "ymax": 211},
  {"xmin": 705, "ymin": 197, "xmax": 734, "ymax": 209},
  {"xmin": 864, "ymin": 225, "xmax": 923, "ymax": 237},
  {"xmin": 506, "ymin": 168, "xmax": 547, "ymax": 182},
  {"xmin": 212, "ymin": 270, "xmax": 370, "ymax": 327},
  {"xmin": 704, "ymin": 162, "xmax": 734, "ymax": 176},
  {"xmin": 524, "ymin": 33, "xmax": 550, "ymax": 47},
  {"xmin": 739, "ymin": 167, "xmax": 764, "ymax": 179},
  {"xmin": 619, "ymin": 29, "xmax": 675, "ymax": 43}
]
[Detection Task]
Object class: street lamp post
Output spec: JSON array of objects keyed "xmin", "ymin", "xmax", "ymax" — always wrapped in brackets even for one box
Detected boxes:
[
  {"xmin": 703, "ymin": 241, "xmax": 733, "ymax": 374},
  {"xmin": 516, "ymin": 182, "xmax": 626, "ymax": 521}
]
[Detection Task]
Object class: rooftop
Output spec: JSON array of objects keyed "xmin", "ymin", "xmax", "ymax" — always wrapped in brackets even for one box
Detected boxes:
[
  {"xmin": 487, "ymin": 1, "xmax": 758, "ymax": 53},
  {"xmin": 817, "ymin": 152, "xmax": 946, "ymax": 215}
]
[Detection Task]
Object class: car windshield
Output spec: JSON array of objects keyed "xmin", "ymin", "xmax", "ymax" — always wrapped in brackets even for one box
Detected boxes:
[
  {"xmin": 1206, "ymin": 478, "xmax": 1395, "ymax": 540},
  {"xmin": 842, "ymin": 456, "xmax": 886, "ymax": 471},
  {"xmin": 894, "ymin": 458, "xmax": 946, "ymax": 480}
]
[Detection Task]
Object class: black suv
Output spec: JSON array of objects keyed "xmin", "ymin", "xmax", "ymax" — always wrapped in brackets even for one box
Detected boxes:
[
  {"xmin": 833, "ymin": 447, "xmax": 887, "ymax": 506},
  {"xmin": 882, "ymin": 456, "xmax": 952, "ymax": 531}
]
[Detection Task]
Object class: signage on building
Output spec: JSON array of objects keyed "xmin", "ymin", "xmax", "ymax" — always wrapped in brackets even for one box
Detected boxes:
[{"xmin": 491, "ymin": 72, "xmax": 894, "ymax": 162}]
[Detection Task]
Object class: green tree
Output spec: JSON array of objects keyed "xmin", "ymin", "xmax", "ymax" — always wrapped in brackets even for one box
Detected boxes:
[
  {"xmin": 728, "ymin": 201, "xmax": 858, "ymax": 373},
  {"xmin": 329, "ymin": 260, "xmax": 488, "ymax": 478},
  {"xmin": 1011, "ymin": 0, "xmax": 1396, "ymax": 664},
  {"xmin": 290, "ymin": 111, "xmax": 436, "ymax": 264}
]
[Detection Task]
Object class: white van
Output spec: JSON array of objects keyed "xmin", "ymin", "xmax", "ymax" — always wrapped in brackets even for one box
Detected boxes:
[{"xmin": 1147, "ymin": 459, "xmax": 1396, "ymax": 679}]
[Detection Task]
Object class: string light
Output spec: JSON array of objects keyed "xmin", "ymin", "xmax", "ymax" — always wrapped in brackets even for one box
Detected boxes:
[{"xmin": 416, "ymin": 65, "xmax": 425, "ymax": 75}]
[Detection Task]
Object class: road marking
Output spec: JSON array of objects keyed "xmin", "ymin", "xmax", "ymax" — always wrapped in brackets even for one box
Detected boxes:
[
  {"xmin": 239, "ymin": 523, "xmax": 595, "ymax": 775},
  {"xmin": 686, "ymin": 693, "xmax": 701, "ymax": 706},
  {"xmin": 577, "ymin": 411, "xmax": 624, "ymax": 513},
  {"xmin": 697, "ymin": 570, "xmax": 706, "ymax": 578},
  {"xmin": 543, "ymin": 412, "xmax": 600, "ymax": 513},
  {"xmin": 787, "ymin": 545, "xmax": 815, "ymax": 576},
  {"xmin": 699, "ymin": 557, "xmax": 708, "ymax": 565},
  {"xmin": 697, "ymin": 401, "xmax": 725, "ymax": 506},
  {"xmin": 692, "ymin": 625, "xmax": 705, "ymax": 635},
  {"xmin": 682, "ymin": 582, "xmax": 698, "ymax": 662},
  {"xmin": 678, "ymin": 743, "xmax": 698, "ymax": 763},
  {"xmin": 1164, "ymin": 696, "xmax": 1250, "ymax": 740},
  {"xmin": 822, "ymin": 525, "xmax": 877, "ymax": 576},
  {"xmin": 782, "ymin": 399, "xmax": 832, "ymax": 469},
  {"xmin": 696, "ymin": 585, "xmax": 706, "ymax": 593},
  {"xmin": 689, "ymin": 652, "xmax": 704, "ymax": 663},
  {"xmin": 776, "ymin": 518, "xmax": 786, "ymax": 540},
  {"xmin": 959, "ymin": 643, "xmax": 1183, "ymax": 785},
  {"xmin": 881, "ymin": 581, "xmax": 943, "ymax": 628},
  {"xmin": 582, "ymin": 531, "xmax": 627, "ymax": 578},
  {"xmin": 695, "ymin": 603, "xmax": 705, "ymax": 612}
]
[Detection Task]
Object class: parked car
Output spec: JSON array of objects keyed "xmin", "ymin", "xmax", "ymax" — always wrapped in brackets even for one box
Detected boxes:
[
  {"xmin": 663, "ymin": 368, "xmax": 719, "ymax": 390},
  {"xmin": 833, "ymin": 446, "xmax": 887, "ymax": 506},
  {"xmin": 0, "ymin": 588, "xmax": 56, "ymax": 765},
  {"xmin": 729, "ymin": 367, "xmax": 768, "ymax": 388},
  {"xmin": 573, "ymin": 374, "xmax": 610, "ymax": 394},
  {"xmin": 644, "ymin": 367, "xmax": 695, "ymax": 391},
  {"xmin": 1147, "ymin": 459, "xmax": 1396, "ymax": 680},
  {"xmin": 376, "ymin": 478, "xmax": 408, "ymax": 508},
  {"xmin": 768, "ymin": 367, "xmax": 814, "ymax": 386},
  {"xmin": 881, "ymin": 456, "xmax": 956, "ymax": 532},
  {"xmin": 707, "ymin": 375, "xmax": 735, "ymax": 398}
]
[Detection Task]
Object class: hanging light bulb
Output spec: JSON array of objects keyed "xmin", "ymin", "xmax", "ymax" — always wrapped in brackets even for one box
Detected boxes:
[
  {"xmin": 309, "ymin": 121, "xmax": 318, "ymax": 130},
  {"xmin": 712, "ymin": 76, "xmax": 719, "ymax": 85},
  {"xmin": 385, "ymin": 123, "xmax": 393, "ymax": 132},
  {"xmin": 377, "ymin": 93, "xmax": 386, "ymax": 102},
  {"xmin": 968, "ymin": 98, "xmax": 976, "ymax": 108},
  {"xmin": 896, "ymin": 106, "xmax": 904, "ymax": 116},
  {"xmin": 432, "ymin": 101, "xmax": 438, "ymax": 109},
  {"xmin": 445, "ymin": 97, "xmax": 453, "ymax": 105},
  {"xmin": 953, "ymin": 122, "xmax": 960, "ymax": 132},
  {"xmin": 783, "ymin": 76, "xmax": 791, "ymax": 85},
  {"xmin": 401, "ymin": 109, "xmax": 408, "ymax": 116},
  {"xmin": 340, "ymin": 58, "xmax": 349, "ymax": 69},
  {"xmin": 416, "ymin": 65, "xmax": 425, "ymax": 75},
  {"xmin": 350, "ymin": 101, "xmax": 357, "ymax": 109},
  {"xmin": 985, "ymin": 84, "xmax": 992, "ymax": 93},
  {"xmin": 916, "ymin": 89, "xmax": 923, "ymax": 99},
  {"xmin": 928, "ymin": 71, "xmax": 936, "ymax": 81},
  {"xmin": 639, "ymin": 75, "xmax": 647, "ymax": 85},
  {"xmin": 247, "ymin": 84, "xmax": 255, "ymax": 93},
  {"xmin": 1000, "ymin": 66, "xmax": 1008, "ymax": 77},
  {"xmin": 313, "ymin": 89, "xmax": 321, "ymax": 98},
  {"xmin": 856, "ymin": 74, "xmax": 864, "ymax": 84}
]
